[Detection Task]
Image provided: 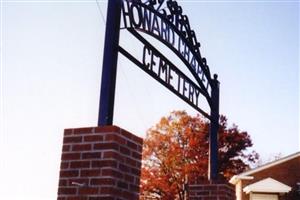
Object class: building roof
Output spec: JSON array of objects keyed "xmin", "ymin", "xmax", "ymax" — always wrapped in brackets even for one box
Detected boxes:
[
  {"xmin": 243, "ymin": 178, "xmax": 292, "ymax": 194},
  {"xmin": 230, "ymin": 151, "xmax": 300, "ymax": 185}
]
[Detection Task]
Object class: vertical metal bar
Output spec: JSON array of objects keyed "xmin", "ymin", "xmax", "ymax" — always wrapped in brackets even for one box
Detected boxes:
[
  {"xmin": 98, "ymin": 0, "xmax": 122, "ymax": 126},
  {"xmin": 209, "ymin": 74, "xmax": 220, "ymax": 181}
]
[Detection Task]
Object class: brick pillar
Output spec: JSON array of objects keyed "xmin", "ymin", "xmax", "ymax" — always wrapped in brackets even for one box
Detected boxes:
[
  {"xmin": 189, "ymin": 180, "xmax": 236, "ymax": 200},
  {"xmin": 57, "ymin": 126, "xmax": 143, "ymax": 200}
]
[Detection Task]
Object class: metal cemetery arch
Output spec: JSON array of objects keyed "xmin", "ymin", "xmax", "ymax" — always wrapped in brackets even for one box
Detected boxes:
[{"xmin": 98, "ymin": 0, "xmax": 220, "ymax": 181}]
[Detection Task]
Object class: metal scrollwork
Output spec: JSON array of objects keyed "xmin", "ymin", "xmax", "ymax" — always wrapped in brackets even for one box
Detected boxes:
[
  {"xmin": 166, "ymin": 0, "xmax": 201, "ymax": 57},
  {"xmin": 130, "ymin": 0, "xmax": 210, "ymax": 78},
  {"xmin": 129, "ymin": 0, "xmax": 202, "ymax": 54}
]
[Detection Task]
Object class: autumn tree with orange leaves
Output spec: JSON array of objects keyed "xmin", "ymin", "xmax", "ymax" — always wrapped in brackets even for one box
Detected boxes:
[{"xmin": 140, "ymin": 111, "xmax": 258, "ymax": 200}]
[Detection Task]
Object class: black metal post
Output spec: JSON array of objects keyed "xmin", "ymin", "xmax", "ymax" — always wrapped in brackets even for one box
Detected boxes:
[
  {"xmin": 209, "ymin": 74, "xmax": 220, "ymax": 181},
  {"xmin": 98, "ymin": 0, "xmax": 122, "ymax": 126}
]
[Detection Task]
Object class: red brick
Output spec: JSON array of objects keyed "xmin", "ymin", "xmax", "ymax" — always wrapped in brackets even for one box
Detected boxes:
[
  {"xmin": 239, "ymin": 156, "xmax": 300, "ymax": 200},
  {"xmin": 132, "ymin": 151, "xmax": 141, "ymax": 160},
  {"xmin": 63, "ymin": 136, "xmax": 82, "ymax": 144},
  {"xmin": 64, "ymin": 129, "xmax": 73, "ymax": 136},
  {"xmin": 127, "ymin": 141, "xmax": 137, "ymax": 150},
  {"xmin": 126, "ymin": 157, "xmax": 137, "ymax": 167},
  {"xmin": 103, "ymin": 151, "xmax": 122, "ymax": 160},
  {"xmin": 94, "ymin": 126, "xmax": 120, "ymax": 133},
  {"xmin": 137, "ymin": 145, "xmax": 143, "ymax": 153},
  {"xmin": 72, "ymin": 144, "xmax": 91, "ymax": 151},
  {"xmin": 82, "ymin": 152, "xmax": 101, "ymax": 159},
  {"xmin": 197, "ymin": 191, "xmax": 209, "ymax": 195},
  {"xmin": 124, "ymin": 174, "xmax": 134, "ymax": 183},
  {"xmin": 91, "ymin": 160, "xmax": 117, "ymax": 168},
  {"xmin": 203, "ymin": 185, "xmax": 217, "ymax": 190},
  {"xmin": 120, "ymin": 129, "xmax": 132, "ymax": 140},
  {"xmin": 59, "ymin": 179, "xmax": 67, "ymax": 186},
  {"xmin": 129, "ymin": 184, "xmax": 140, "ymax": 192},
  {"xmin": 66, "ymin": 197, "xmax": 88, "ymax": 200},
  {"xmin": 61, "ymin": 153, "xmax": 81, "ymax": 160},
  {"xmin": 60, "ymin": 170, "xmax": 79, "ymax": 178},
  {"xmin": 90, "ymin": 178, "xmax": 115, "ymax": 185},
  {"xmin": 89, "ymin": 197, "xmax": 114, "ymax": 200},
  {"xmin": 62, "ymin": 145, "xmax": 71, "ymax": 152},
  {"xmin": 134, "ymin": 177, "xmax": 140, "ymax": 185},
  {"xmin": 218, "ymin": 198, "xmax": 229, "ymax": 200},
  {"xmin": 73, "ymin": 127, "xmax": 93, "ymax": 135},
  {"xmin": 100, "ymin": 187, "xmax": 114, "ymax": 195},
  {"xmin": 201, "ymin": 197, "xmax": 215, "ymax": 200},
  {"xmin": 78, "ymin": 187, "xmax": 98, "ymax": 195},
  {"xmin": 189, "ymin": 191, "xmax": 196, "ymax": 196},
  {"xmin": 190, "ymin": 186, "xmax": 203, "ymax": 190},
  {"xmin": 58, "ymin": 126, "xmax": 144, "ymax": 200},
  {"xmin": 122, "ymin": 190, "xmax": 135, "ymax": 199},
  {"xmin": 130, "ymin": 168, "xmax": 141, "ymax": 176},
  {"xmin": 120, "ymin": 146, "xmax": 130, "ymax": 156},
  {"xmin": 188, "ymin": 183, "xmax": 235, "ymax": 200},
  {"xmin": 105, "ymin": 133, "xmax": 126, "ymax": 144},
  {"xmin": 212, "ymin": 190, "xmax": 226, "ymax": 195},
  {"xmin": 101, "ymin": 169, "xmax": 123, "ymax": 178},
  {"xmin": 117, "ymin": 181, "xmax": 128, "ymax": 189},
  {"xmin": 70, "ymin": 161, "xmax": 90, "ymax": 168},
  {"xmin": 84, "ymin": 135, "xmax": 103, "ymax": 142},
  {"xmin": 80, "ymin": 169, "xmax": 101, "ymax": 177},
  {"xmin": 94, "ymin": 142, "xmax": 119, "ymax": 151},
  {"xmin": 119, "ymin": 163, "xmax": 130, "ymax": 172},
  {"xmin": 60, "ymin": 162, "xmax": 69, "ymax": 169},
  {"xmin": 58, "ymin": 187, "xmax": 77, "ymax": 195},
  {"xmin": 136, "ymin": 160, "xmax": 142, "ymax": 168},
  {"xmin": 131, "ymin": 135, "xmax": 143, "ymax": 145},
  {"xmin": 101, "ymin": 187, "xmax": 122, "ymax": 196}
]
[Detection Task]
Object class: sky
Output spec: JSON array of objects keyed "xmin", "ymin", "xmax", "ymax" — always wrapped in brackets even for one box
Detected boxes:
[{"xmin": 0, "ymin": 0, "xmax": 299, "ymax": 199}]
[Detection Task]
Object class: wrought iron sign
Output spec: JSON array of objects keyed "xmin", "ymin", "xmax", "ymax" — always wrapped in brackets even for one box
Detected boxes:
[
  {"xmin": 120, "ymin": 0, "xmax": 213, "ymax": 118},
  {"xmin": 98, "ymin": 0, "xmax": 220, "ymax": 181}
]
